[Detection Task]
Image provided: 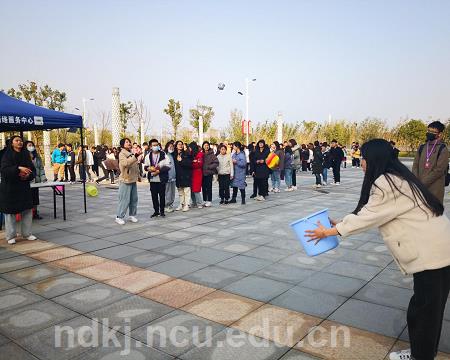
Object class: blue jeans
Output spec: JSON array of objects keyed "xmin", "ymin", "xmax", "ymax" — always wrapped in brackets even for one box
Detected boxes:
[
  {"xmin": 271, "ymin": 170, "xmax": 281, "ymax": 189},
  {"xmin": 117, "ymin": 182, "xmax": 138, "ymax": 219},
  {"xmin": 284, "ymin": 168, "xmax": 293, "ymax": 188},
  {"xmin": 322, "ymin": 168, "xmax": 328, "ymax": 184}
]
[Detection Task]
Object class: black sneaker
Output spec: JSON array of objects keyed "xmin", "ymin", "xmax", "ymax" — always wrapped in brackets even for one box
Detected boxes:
[
  {"xmin": 229, "ymin": 198, "xmax": 237, "ymax": 204},
  {"xmin": 219, "ymin": 199, "xmax": 224, "ymax": 204},
  {"xmin": 160, "ymin": 213, "xmax": 166, "ymax": 218},
  {"xmin": 250, "ymin": 194, "xmax": 257, "ymax": 199},
  {"xmin": 241, "ymin": 199, "xmax": 246, "ymax": 205},
  {"xmin": 224, "ymin": 199, "xmax": 229, "ymax": 204},
  {"xmin": 151, "ymin": 212, "xmax": 160, "ymax": 218}
]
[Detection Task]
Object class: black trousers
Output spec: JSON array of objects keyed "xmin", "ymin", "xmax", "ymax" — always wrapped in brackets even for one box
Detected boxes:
[
  {"xmin": 150, "ymin": 182, "xmax": 166, "ymax": 214},
  {"xmin": 292, "ymin": 169, "xmax": 297, "ymax": 187},
  {"xmin": 202, "ymin": 175, "xmax": 213, "ymax": 202},
  {"xmin": 232, "ymin": 187, "xmax": 245, "ymax": 201},
  {"xmin": 254, "ymin": 177, "xmax": 268, "ymax": 197},
  {"xmin": 65, "ymin": 164, "xmax": 76, "ymax": 182},
  {"xmin": 408, "ymin": 266, "xmax": 450, "ymax": 360},
  {"xmin": 314, "ymin": 173, "xmax": 322, "ymax": 185},
  {"xmin": 332, "ymin": 162, "xmax": 341, "ymax": 183},
  {"xmin": 218, "ymin": 174, "xmax": 231, "ymax": 200},
  {"xmin": 354, "ymin": 158, "xmax": 360, "ymax": 167}
]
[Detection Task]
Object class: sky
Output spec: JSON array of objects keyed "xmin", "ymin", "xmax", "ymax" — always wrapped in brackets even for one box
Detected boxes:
[{"xmin": 1, "ymin": 0, "xmax": 450, "ymax": 135}]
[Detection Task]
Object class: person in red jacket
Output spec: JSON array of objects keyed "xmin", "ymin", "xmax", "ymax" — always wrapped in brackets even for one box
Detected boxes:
[{"xmin": 189, "ymin": 142, "xmax": 204, "ymax": 208}]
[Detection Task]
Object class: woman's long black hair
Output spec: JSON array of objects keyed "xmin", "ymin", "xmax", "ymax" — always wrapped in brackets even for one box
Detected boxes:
[{"xmin": 353, "ymin": 139, "xmax": 443, "ymax": 216}]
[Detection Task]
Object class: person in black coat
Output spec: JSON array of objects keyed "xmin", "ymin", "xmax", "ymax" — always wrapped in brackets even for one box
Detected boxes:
[
  {"xmin": 173, "ymin": 140, "xmax": 193, "ymax": 211},
  {"xmin": 253, "ymin": 139, "xmax": 270, "ymax": 200},
  {"xmin": 0, "ymin": 136, "xmax": 36, "ymax": 245},
  {"xmin": 311, "ymin": 140, "xmax": 324, "ymax": 187},
  {"xmin": 329, "ymin": 139, "xmax": 345, "ymax": 185}
]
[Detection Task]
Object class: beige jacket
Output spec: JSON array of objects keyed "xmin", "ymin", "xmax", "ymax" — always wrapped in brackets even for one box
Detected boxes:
[
  {"xmin": 412, "ymin": 141, "xmax": 449, "ymax": 204},
  {"xmin": 336, "ymin": 174, "xmax": 450, "ymax": 275},
  {"xmin": 118, "ymin": 149, "xmax": 139, "ymax": 184},
  {"xmin": 217, "ymin": 153, "xmax": 234, "ymax": 177}
]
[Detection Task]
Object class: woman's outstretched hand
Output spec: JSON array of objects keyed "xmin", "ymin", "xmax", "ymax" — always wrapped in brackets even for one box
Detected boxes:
[{"xmin": 305, "ymin": 220, "xmax": 339, "ymax": 245}]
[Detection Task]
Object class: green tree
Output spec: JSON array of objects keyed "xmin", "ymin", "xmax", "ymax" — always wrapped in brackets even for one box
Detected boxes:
[
  {"xmin": 396, "ymin": 119, "xmax": 427, "ymax": 151},
  {"xmin": 119, "ymin": 101, "xmax": 134, "ymax": 136},
  {"xmin": 301, "ymin": 121, "xmax": 318, "ymax": 142},
  {"xmin": 226, "ymin": 109, "xmax": 245, "ymax": 143},
  {"xmin": 319, "ymin": 120, "xmax": 352, "ymax": 145},
  {"xmin": 163, "ymin": 99, "xmax": 183, "ymax": 139},
  {"xmin": 189, "ymin": 104, "xmax": 214, "ymax": 133},
  {"xmin": 357, "ymin": 117, "xmax": 388, "ymax": 143},
  {"xmin": 6, "ymin": 80, "xmax": 67, "ymax": 110}
]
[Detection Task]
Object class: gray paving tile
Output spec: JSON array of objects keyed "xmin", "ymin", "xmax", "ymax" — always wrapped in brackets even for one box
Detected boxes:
[
  {"xmin": 242, "ymin": 246, "xmax": 295, "ymax": 261},
  {"xmin": 234, "ymin": 233, "xmax": 274, "ymax": 245},
  {"xmin": 118, "ymin": 251, "xmax": 173, "ymax": 268},
  {"xmin": 0, "ymin": 332, "xmax": 10, "ymax": 346},
  {"xmin": 182, "ymin": 265, "xmax": 247, "ymax": 289},
  {"xmin": 104, "ymin": 230, "xmax": 150, "ymax": 244},
  {"xmin": 50, "ymin": 234, "xmax": 97, "ymax": 246},
  {"xmin": 69, "ymin": 239, "xmax": 117, "ymax": 252},
  {"xmin": 129, "ymin": 238, "xmax": 175, "ymax": 250},
  {"xmin": 2, "ymin": 263, "xmax": 67, "ymax": 285},
  {"xmin": 160, "ymin": 230, "xmax": 201, "ymax": 242},
  {"xmin": 182, "ymin": 234, "xmax": 228, "ymax": 247},
  {"xmin": 179, "ymin": 327, "xmax": 288, "ymax": 360},
  {"xmin": 88, "ymin": 295, "xmax": 173, "ymax": 331},
  {"xmin": 154, "ymin": 244, "xmax": 199, "ymax": 256},
  {"xmin": 0, "ymin": 255, "xmax": 41, "ymax": 274},
  {"xmin": 216, "ymin": 255, "xmax": 273, "ymax": 274},
  {"xmin": 65, "ymin": 225, "xmax": 119, "ymax": 237},
  {"xmin": 255, "ymin": 263, "xmax": 315, "ymax": 284},
  {"xmin": 0, "ymin": 277, "xmax": 16, "ymax": 291},
  {"xmin": 211, "ymin": 241, "xmax": 259, "ymax": 254},
  {"xmin": 0, "ymin": 287, "xmax": 44, "ymax": 312},
  {"xmin": 279, "ymin": 349, "xmax": 321, "ymax": 359},
  {"xmin": 0, "ymin": 249, "xmax": 22, "ymax": 260},
  {"xmin": 280, "ymin": 253, "xmax": 335, "ymax": 271},
  {"xmin": 91, "ymin": 245, "xmax": 143, "ymax": 260},
  {"xmin": 357, "ymin": 241, "xmax": 390, "ymax": 254},
  {"xmin": 0, "ymin": 300, "xmax": 78, "ymax": 339},
  {"xmin": 371, "ymin": 268, "xmax": 413, "ymax": 290},
  {"xmin": 24, "ymin": 273, "xmax": 96, "ymax": 299},
  {"xmin": 53, "ymin": 283, "xmax": 131, "ymax": 314},
  {"xmin": 73, "ymin": 340, "xmax": 175, "ymax": 360},
  {"xmin": 321, "ymin": 260, "xmax": 382, "ymax": 281},
  {"xmin": 0, "ymin": 342, "xmax": 38, "ymax": 360},
  {"xmin": 329, "ymin": 298, "xmax": 407, "ymax": 338},
  {"xmin": 270, "ymin": 286, "xmax": 346, "ymax": 318},
  {"xmin": 353, "ymin": 282, "xmax": 413, "ymax": 310},
  {"xmin": 148, "ymin": 258, "xmax": 208, "ymax": 278},
  {"xmin": 17, "ymin": 316, "xmax": 96, "ymax": 360},
  {"xmin": 131, "ymin": 310, "xmax": 225, "ymax": 357},
  {"xmin": 299, "ymin": 272, "xmax": 366, "ymax": 297},
  {"xmin": 223, "ymin": 275, "xmax": 293, "ymax": 302},
  {"xmin": 182, "ymin": 248, "xmax": 236, "ymax": 265}
]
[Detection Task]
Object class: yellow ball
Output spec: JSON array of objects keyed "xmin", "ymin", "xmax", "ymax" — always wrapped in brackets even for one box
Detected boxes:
[{"xmin": 86, "ymin": 185, "xmax": 98, "ymax": 197}]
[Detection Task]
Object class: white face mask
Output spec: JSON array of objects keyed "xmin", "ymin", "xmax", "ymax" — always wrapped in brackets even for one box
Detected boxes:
[
  {"xmin": 27, "ymin": 146, "xmax": 35, "ymax": 152},
  {"xmin": 168, "ymin": 148, "xmax": 174, "ymax": 153}
]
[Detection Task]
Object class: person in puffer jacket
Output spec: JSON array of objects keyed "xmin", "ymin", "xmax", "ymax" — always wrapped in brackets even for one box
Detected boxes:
[
  {"xmin": 164, "ymin": 141, "xmax": 177, "ymax": 213},
  {"xmin": 217, "ymin": 144, "xmax": 233, "ymax": 204}
]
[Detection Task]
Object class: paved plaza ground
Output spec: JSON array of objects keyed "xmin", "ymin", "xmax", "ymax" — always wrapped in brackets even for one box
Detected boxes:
[{"xmin": 0, "ymin": 164, "xmax": 449, "ymax": 360}]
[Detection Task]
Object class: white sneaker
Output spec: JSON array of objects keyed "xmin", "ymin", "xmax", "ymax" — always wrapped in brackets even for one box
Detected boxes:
[
  {"xmin": 204, "ymin": 201, "xmax": 211, "ymax": 207},
  {"xmin": 182, "ymin": 205, "xmax": 189, "ymax": 212},
  {"xmin": 269, "ymin": 188, "xmax": 275, "ymax": 192},
  {"xmin": 322, "ymin": 182, "xmax": 327, "ymax": 186},
  {"xmin": 128, "ymin": 216, "xmax": 138, "ymax": 223},
  {"xmin": 316, "ymin": 184, "xmax": 322, "ymax": 188},
  {"xmin": 274, "ymin": 188, "xmax": 281, "ymax": 193},
  {"xmin": 7, "ymin": 238, "xmax": 16, "ymax": 245},
  {"xmin": 284, "ymin": 188, "xmax": 291, "ymax": 192},
  {"xmin": 288, "ymin": 188, "xmax": 294, "ymax": 192},
  {"xmin": 292, "ymin": 186, "xmax": 297, "ymax": 190},
  {"xmin": 115, "ymin": 217, "xmax": 125, "ymax": 225},
  {"xmin": 165, "ymin": 207, "xmax": 174, "ymax": 213},
  {"xmin": 335, "ymin": 182, "xmax": 340, "ymax": 185},
  {"xmin": 197, "ymin": 205, "xmax": 203, "ymax": 209},
  {"xmin": 27, "ymin": 235, "xmax": 37, "ymax": 241},
  {"xmin": 175, "ymin": 205, "xmax": 183, "ymax": 211},
  {"xmin": 389, "ymin": 349, "xmax": 411, "ymax": 360},
  {"xmin": 256, "ymin": 195, "xmax": 265, "ymax": 201}
]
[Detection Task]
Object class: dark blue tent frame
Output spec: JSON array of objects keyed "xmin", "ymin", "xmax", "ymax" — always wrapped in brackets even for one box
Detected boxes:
[{"xmin": 0, "ymin": 91, "xmax": 87, "ymax": 214}]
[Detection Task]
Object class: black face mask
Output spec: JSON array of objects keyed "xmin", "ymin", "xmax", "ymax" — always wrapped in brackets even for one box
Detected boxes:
[{"xmin": 426, "ymin": 132, "xmax": 437, "ymax": 142}]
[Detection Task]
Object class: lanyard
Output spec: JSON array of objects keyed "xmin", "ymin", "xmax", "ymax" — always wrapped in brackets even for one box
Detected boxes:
[
  {"xmin": 425, "ymin": 140, "xmax": 438, "ymax": 163},
  {"xmin": 151, "ymin": 153, "xmax": 160, "ymax": 166}
]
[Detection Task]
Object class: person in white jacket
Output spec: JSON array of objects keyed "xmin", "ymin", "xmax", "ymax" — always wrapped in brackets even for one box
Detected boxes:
[
  {"xmin": 217, "ymin": 144, "xmax": 234, "ymax": 204},
  {"xmin": 306, "ymin": 139, "xmax": 450, "ymax": 360}
]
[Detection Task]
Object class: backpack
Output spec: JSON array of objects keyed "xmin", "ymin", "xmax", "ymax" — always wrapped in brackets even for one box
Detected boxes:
[{"xmin": 418, "ymin": 143, "xmax": 450, "ymax": 186}]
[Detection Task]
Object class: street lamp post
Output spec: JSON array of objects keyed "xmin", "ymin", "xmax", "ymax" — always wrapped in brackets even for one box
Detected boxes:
[
  {"xmin": 239, "ymin": 78, "xmax": 256, "ymax": 145},
  {"xmin": 198, "ymin": 115, "xmax": 204, "ymax": 145}
]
